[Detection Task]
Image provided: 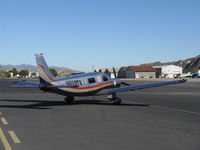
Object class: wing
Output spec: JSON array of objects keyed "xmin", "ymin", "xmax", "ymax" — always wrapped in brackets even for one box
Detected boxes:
[
  {"xmin": 98, "ymin": 79, "xmax": 186, "ymax": 95},
  {"xmin": 11, "ymin": 81, "xmax": 40, "ymax": 88}
]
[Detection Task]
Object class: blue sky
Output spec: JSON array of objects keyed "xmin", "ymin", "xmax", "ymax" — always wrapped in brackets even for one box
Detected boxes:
[{"xmin": 0, "ymin": 0, "xmax": 200, "ymax": 72}]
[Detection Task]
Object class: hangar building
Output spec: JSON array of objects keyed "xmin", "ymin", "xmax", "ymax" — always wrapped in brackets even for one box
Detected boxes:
[
  {"xmin": 127, "ymin": 66, "xmax": 156, "ymax": 78},
  {"xmin": 95, "ymin": 68, "xmax": 120, "ymax": 78},
  {"xmin": 118, "ymin": 67, "xmax": 129, "ymax": 78},
  {"xmin": 153, "ymin": 65, "xmax": 182, "ymax": 78},
  {"xmin": 118, "ymin": 66, "xmax": 155, "ymax": 78}
]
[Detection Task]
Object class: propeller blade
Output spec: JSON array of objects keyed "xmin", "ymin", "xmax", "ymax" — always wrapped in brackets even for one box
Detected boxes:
[
  {"xmin": 121, "ymin": 82, "xmax": 130, "ymax": 86},
  {"xmin": 113, "ymin": 67, "xmax": 117, "ymax": 79}
]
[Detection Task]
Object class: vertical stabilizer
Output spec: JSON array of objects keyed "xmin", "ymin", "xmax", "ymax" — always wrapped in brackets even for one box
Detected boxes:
[{"xmin": 35, "ymin": 53, "xmax": 55, "ymax": 83}]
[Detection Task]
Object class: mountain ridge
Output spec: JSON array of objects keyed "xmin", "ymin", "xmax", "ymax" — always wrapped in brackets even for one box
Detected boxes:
[
  {"xmin": 1, "ymin": 55, "xmax": 200, "ymax": 73},
  {"xmin": 0, "ymin": 64, "xmax": 80, "ymax": 73},
  {"xmin": 140, "ymin": 55, "xmax": 200, "ymax": 70}
]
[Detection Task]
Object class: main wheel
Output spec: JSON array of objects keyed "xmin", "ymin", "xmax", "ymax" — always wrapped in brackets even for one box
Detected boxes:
[
  {"xmin": 112, "ymin": 97, "xmax": 121, "ymax": 105},
  {"xmin": 64, "ymin": 97, "xmax": 75, "ymax": 104}
]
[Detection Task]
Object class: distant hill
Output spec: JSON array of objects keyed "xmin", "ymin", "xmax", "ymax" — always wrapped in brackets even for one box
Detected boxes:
[
  {"xmin": 0, "ymin": 64, "xmax": 80, "ymax": 73},
  {"xmin": 140, "ymin": 55, "xmax": 200, "ymax": 72},
  {"xmin": 1, "ymin": 55, "xmax": 200, "ymax": 73}
]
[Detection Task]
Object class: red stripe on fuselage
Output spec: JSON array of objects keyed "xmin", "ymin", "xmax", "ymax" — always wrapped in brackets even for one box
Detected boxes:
[{"xmin": 71, "ymin": 82, "xmax": 113, "ymax": 89}]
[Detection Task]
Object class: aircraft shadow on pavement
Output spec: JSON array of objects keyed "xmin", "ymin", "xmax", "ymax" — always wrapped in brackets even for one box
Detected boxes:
[
  {"xmin": 75, "ymin": 99, "xmax": 150, "ymax": 107},
  {"xmin": 0, "ymin": 99, "xmax": 150, "ymax": 109}
]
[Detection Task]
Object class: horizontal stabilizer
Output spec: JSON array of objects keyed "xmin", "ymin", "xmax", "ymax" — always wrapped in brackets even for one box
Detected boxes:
[{"xmin": 11, "ymin": 81, "xmax": 40, "ymax": 88}]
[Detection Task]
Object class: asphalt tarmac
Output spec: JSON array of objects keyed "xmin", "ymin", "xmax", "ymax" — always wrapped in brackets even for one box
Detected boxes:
[{"xmin": 0, "ymin": 79, "xmax": 200, "ymax": 150}]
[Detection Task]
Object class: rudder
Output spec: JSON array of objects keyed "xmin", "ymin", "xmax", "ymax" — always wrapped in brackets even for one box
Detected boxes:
[{"xmin": 35, "ymin": 53, "xmax": 55, "ymax": 82}]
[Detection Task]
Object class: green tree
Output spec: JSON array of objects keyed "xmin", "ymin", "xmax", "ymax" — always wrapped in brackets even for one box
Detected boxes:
[
  {"xmin": 0, "ymin": 71, "xmax": 3, "ymax": 78},
  {"xmin": 0, "ymin": 71, "xmax": 10, "ymax": 78},
  {"xmin": 50, "ymin": 68, "xmax": 58, "ymax": 76},
  {"xmin": 10, "ymin": 68, "xmax": 18, "ymax": 76},
  {"xmin": 31, "ymin": 72, "xmax": 37, "ymax": 76},
  {"xmin": 4, "ymin": 72, "xmax": 10, "ymax": 78},
  {"xmin": 19, "ymin": 70, "xmax": 29, "ymax": 78}
]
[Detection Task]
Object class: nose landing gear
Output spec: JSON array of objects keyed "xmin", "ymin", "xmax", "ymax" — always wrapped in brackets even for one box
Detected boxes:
[
  {"xmin": 64, "ymin": 96, "xmax": 75, "ymax": 104},
  {"xmin": 107, "ymin": 92, "xmax": 121, "ymax": 105}
]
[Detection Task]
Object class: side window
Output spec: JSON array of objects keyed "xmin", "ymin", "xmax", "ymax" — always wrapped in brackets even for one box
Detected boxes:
[
  {"xmin": 88, "ymin": 77, "xmax": 96, "ymax": 84},
  {"xmin": 103, "ymin": 75, "xmax": 108, "ymax": 81},
  {"xmin": 96, "ymin": 76, "xmax": 102, "ymax": 83}
]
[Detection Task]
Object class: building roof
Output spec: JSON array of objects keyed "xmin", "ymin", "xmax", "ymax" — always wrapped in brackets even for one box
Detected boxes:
[
  {"xmin": 128, "ymin": 66, "xmax": 155, "ymax": 72},
  {"xmin": 98, "ymin": 68, "xmax": 107, "ymax": 72},
  {"xmin": 120, "ymin": 66, "xmax": 129, "ymax": 71},
  {"xmin": 105, "ymin": 68, "xmax": 120, "ymax": 73}
]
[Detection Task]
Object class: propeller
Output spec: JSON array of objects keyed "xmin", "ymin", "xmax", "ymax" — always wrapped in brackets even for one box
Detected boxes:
[
  {"xmin": 112, "ymin": 67, "xmax": 130, "ymax": 86},
  {"xmin": 113, "ymin": 67, "xmax": 117, "ymax": 79}
]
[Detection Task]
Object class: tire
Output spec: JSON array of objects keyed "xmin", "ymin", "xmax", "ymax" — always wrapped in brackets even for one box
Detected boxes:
[
  {"xmin": 64, "ymin": 97, "xmax": 75, "ymax": 104},
  {"xmin": 112, "ymin": 97, "xmax": 121, "ymax": 105},
  {"xmin": 113, "ymin": 101, "xmax": 121, "ymax": 105}
]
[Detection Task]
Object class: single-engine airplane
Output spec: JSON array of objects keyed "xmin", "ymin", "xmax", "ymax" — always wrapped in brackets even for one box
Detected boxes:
[{"xmin": 12, "ymin": 54, "xmax": 186, "ymax": 105}]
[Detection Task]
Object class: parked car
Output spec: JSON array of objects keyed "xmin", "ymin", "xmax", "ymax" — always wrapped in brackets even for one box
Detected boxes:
[
  {"xmin": 174, "ymin": 74, "xmax": 182, "ymax": 78},
  {"xmin": 186, "ymin": 73, "xmax": 199, "ymax": 78},
  {"xmin": 196, "ymin": 74, "xmax": 200, "ymax": 78}
]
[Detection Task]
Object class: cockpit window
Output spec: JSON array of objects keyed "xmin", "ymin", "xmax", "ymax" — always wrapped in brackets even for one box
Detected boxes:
[
  {"xmin": 88, "ymin": 77, "xmax": 96, "ymax": 84},
  {"xmin": 103, "ymin": 75, "xmax": 108, "ymax": 81}
]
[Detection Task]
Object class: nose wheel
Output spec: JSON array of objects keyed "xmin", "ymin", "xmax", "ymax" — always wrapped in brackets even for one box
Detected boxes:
[
  {"xmin": 107, "ymin": 92, "xmax": 121, "ymax": 105},
  {"xmin": 64, "ymin": 96, "xmax": 75, "ymax": 104},
  {"xmin": 112, "ymin": 97, "xmax": 121, "ymax": 105}
]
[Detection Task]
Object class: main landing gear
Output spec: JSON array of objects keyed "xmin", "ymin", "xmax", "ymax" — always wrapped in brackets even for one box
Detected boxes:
[
  {"xmin": 64, "ymin": 96, "xmax": 75, "ymax": 104},
  {"xmin": 107, "ymin": 92, "xmax": 121, "ymax": 105}
]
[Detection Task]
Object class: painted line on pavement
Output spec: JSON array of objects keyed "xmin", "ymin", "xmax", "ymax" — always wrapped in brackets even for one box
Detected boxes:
[
  {"xmin": 1, "ymin": 118, "xmax": 8, "ymax": 125},
  {"xmin": 152, "ymin": 105, "xmax": 200, "ymax": 116},
  {"xmin": 8, "ymin": 131, "xmax": 21, "ymax": 144},
  {"xmin": 0, "ymin": 128, "xmax": 12, "ymax": 150},
  {"xmin": 127, "ymin": 100, "xmax": 200, "ymax": 116}
]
